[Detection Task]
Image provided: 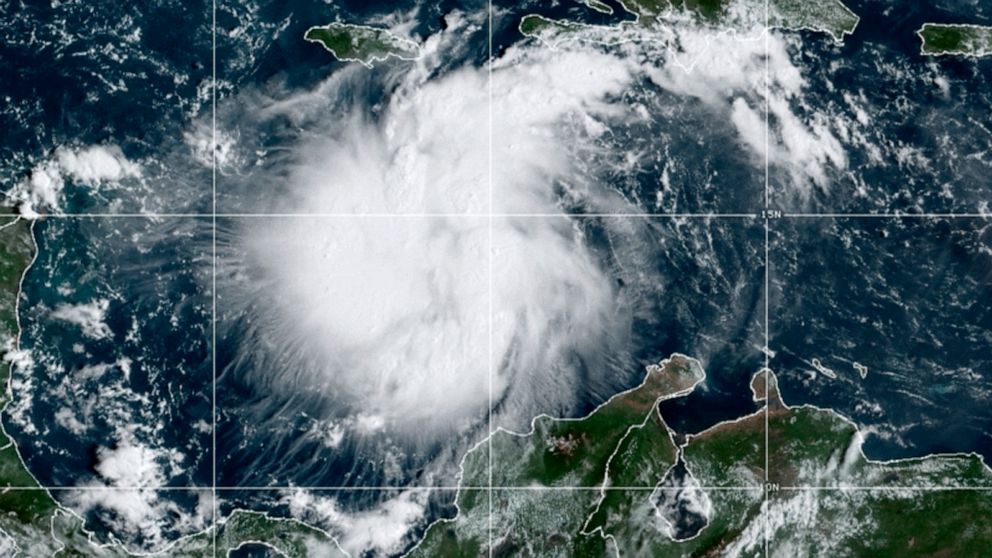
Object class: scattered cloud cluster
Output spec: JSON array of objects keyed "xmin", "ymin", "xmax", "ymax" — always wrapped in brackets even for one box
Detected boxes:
[
  {"xmin": 6, "ymin": 145, "xmax": 140, "ymax": 217},
  {"xmin": 645, "ymin": 29, "xmax": 848, "ymax": 194},
  {"xmin": 284, "ymin": 489, "xmax": 428, "ymax": 556},
  {"xmin": 50, "ymin": 299, "xmax": 113, "ymax": 340}
]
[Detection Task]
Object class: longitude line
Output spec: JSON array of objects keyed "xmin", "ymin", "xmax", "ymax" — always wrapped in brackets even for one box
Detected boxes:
[
  {"xmin": 487, "ymin": 1, "xmax": 495, "ymax": 557},
  {"xmin": 763, "ymin": 0, "xmax": 771, "ymax": 556},
  {"xmin": 211, "ymin": 0, "xmax": 219, "ymax": 554}
]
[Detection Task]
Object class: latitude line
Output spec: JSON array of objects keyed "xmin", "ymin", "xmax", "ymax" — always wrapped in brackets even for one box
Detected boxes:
[
  {"xmin": 24, "ymin": 212, "xmax": 992, "ymax": 219},
  {"xmin": 783, "ymin": 212, "xmax": 991, "ymax": 218},
  {"xmin": 30, "ymin": 212, "xmax": 760, "ymax": 218},
  {"xmin": 5, "ymin": 484, "xmax": 989, "ymax": 491}
]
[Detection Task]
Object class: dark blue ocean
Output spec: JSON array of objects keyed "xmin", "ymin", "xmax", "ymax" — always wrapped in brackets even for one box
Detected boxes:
[{"xmin": 0, "ymin": 0, "xmax": 990, "ymax": 552}]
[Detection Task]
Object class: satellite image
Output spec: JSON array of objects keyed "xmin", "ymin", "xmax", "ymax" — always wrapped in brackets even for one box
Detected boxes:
[{"xmin": 0, "ymin": 0, "xmax": 991, "ymax": 556}]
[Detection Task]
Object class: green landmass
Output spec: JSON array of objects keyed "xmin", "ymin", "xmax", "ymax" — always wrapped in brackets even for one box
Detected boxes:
[
  {"xmin": 174, "ymin": 510, "xmax": 346, "ymax": 557},
  {"xmin": 768, "ymin": 0, "xmax": 860, "ymax": 41},
  {"xmin": 918, "ymin": 23, "xmax": 992, "ymax": 57},
  {"xmin": 521, "ymin": 0, "xmax": 860, "ymax": 47},
  {"xmin": 304, "ymin": 23, "xmax": 420, "ymax": 68},
  {"xmin": 665, "ymin": 0, "xmax": 728, "ymax": 21},
  {"xmin": 0, "ymin": 210, "xmax": 63, "ymax": 555},
  {"xmin": 519, "ymin": 15, "xmax": 582, "ymax": 38},
  {"xmin": 407, "ymin": 355, "xmax": 705, "ymax": 557},
  {"xmin": 407, "ymin": 362, "xmax": 992, "ymax": 557}
]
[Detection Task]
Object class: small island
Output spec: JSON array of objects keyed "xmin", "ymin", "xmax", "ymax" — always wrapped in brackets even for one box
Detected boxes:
[
  {"xmin": 918, "ymin": 23, "xmax": 992, "ymax": 57},
  {"xmin": 304, "ymin": 23, "xmax": 420, "ymax": 68},
  {"xmin": 584, "ymin": 0, "xmax": 615, "ymax": 15}
]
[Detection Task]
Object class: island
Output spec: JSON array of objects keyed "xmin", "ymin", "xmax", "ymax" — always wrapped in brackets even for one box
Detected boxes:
[
  {"xmin": 583, "ymin": 0, "xmax": 615, "ymax": 15},
  {"xmin": 304, "ymin": 23, "xmax": 420, "ymax": 68},
  {"xmin": 521, "ymin": 0, "xmax": 860, "ymax": 48},
  {"xmin": 918, "ymin": 23, "xmax": 992, "ymax": 57}
]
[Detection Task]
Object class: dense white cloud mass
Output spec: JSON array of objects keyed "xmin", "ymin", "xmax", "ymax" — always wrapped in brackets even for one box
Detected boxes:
[
  {"xmin": 238, "ymin": 213, "xmax": 617, "ymax": 429},
  {"xmin": 220, "ymin": 22, "xmax": 640, "ymax": 435},
  {"xmin": 54, "ymin": 145, "xmax": 141, "ymax": 185},
  {"xmin": 0, "ymin": 12, "xmax": 857, "ymax": 556},
  {"xmin": 653, "ymin": 469, "xmax": 712, "ymax": 541},
  {"xmin": 68, "ymin": 487, "xmax": 212, "ymax": 551},
  {"xmin": 219, "ymin": 9, "xmax": 849, "ymax": 451}
]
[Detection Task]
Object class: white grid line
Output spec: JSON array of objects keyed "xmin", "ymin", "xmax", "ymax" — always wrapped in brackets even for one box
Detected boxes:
[
  {"xmin": 12, "ymin": 4, "xmax": 986, "ymax": 555},
  {"xmin": 27, "ymin": 212, "xmax": 991, "ymax": 219},
  {"xmin": 763, "ymin": 0, "xmax": 771, "ymax": 555},
  {"xmin": 31, "ymin": 212, "xmax": 759, "ymax": 218},
  {"xmin": 487, "ymin": 0, "xmax": 495, "ymax": 554},
  {"xmin": 6, "ymin": 484, "xmax": 992, "ymax": 491},
  {"xmin": 784, "ymin": 213, "xmax": 991, "ymax": 218},
  {"xmin": 211, "ymin": 0, "xmax": 219, "ymax": 552}
]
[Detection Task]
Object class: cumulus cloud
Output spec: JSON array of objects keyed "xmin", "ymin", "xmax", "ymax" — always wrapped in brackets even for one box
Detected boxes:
[
  {"xmin": 54, "ymin": 145, "xmax": 141, "ymax": 184},
  {"xmin": 521, "ymin": 13, "xmax": 853, "ymax": 194},
  {"xmin": 731, "ymin": 97, "xmax": 767, "ymax": 156},
  {"xmin": 0, "ymin": 533, "xmax": 14, "ymax": 555},
  {"xmin": 645, "ymin": 29, "xmax": 847, "ymax": 193},
  {"xmin": 68, "ymin": 488, "xmax": 212, "ymax": 552},
  {"xmin": 64, "ymin": 431, "xmax": 204, "ymax": 551},
  {"xmin": 284, "ymin": 489, "xmax": 427, "ymax": 556},
  {"xmin": 94, "ymin": 437, "xmax": 171, "ymax": 488},
  {"xmin": 50, "ymin": 299, "xmax": 113, "ymax": 340},
  {"xmin": 7, "ymin": 145, "xmax": 140, "ymax": 217},
  {"xmin": 653, "ymin": 464, "xmax": 712, "ymax": 541},
  {"xmin": 5, "ymin": 326, "xmax": 203, "ymax": 553}
]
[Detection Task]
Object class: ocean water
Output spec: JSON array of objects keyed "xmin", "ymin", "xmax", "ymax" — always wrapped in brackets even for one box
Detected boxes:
[{"xmin": 0, "ymin": 0, "xmax": 990, "ymax": 551}]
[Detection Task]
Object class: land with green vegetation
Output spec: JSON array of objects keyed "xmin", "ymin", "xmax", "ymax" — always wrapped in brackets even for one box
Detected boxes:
[
  {"xmin": 304, "ymin": 23, "xmax": 420, "ymax": 68},
  {"xmin": 521, "ymin": 0, "xmax": 860, "ymax": 47},
  {"xmin": 0, "ymin": 209, "xmax": 63, "ymax": 556},
  {"xmin": 918, "ymin": 23, "xmax": 992, "ymax": 57},
  {"xmin": 407, "ymin": 360, "xmax": 992, "ymax": 557},
  {"xmin": 406, "ymin": 354, "xmax": 706, "ymax": 557},
  {"xmin": 172, "ymin": 510, "xmax": 346, "ymax": 557}
]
